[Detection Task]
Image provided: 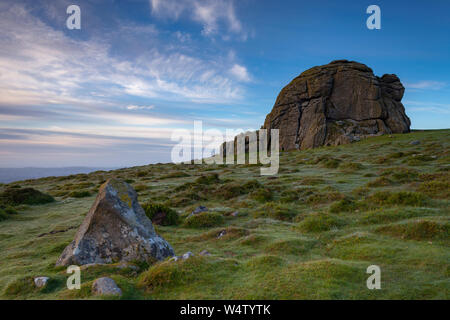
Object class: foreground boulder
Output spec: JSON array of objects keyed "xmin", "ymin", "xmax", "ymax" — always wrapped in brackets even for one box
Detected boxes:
[
  {"xmin": 263, "ymin": 60, "xmax": 411, "ymax": 150},
  {"xmin": 56, "ymin": 179, "xmax": 174, "ymax": 266}
]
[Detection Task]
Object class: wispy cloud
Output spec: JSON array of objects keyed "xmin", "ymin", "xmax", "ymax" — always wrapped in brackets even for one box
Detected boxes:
[
  {"xmin": 0, "ymin": 3, "xmax": 250, "ymax": 109},
  {"xmin": 0, "ymin": 1, "xmax": 255, "ymax": 167},
  {"xmin": 230, "ymin": 64, "xmax": 251, "ymax": 82},
  {"xmin": 150, "ymin": 0, "xmax": 245, "ymax": 38},
  {"xmin": 404, "ymin": 100, "xmax": 450, "ymax": 114},
  {"xmin": 126, "ymin": 105, "xmax": 155, "ymax": 111},
  {"xmin": 405, "ymin": 81, "xmax": 446, "ymax": 90}
]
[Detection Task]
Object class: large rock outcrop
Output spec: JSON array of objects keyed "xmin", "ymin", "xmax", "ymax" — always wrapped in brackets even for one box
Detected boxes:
[
  {"xmin": 56, "ymin": 179, "xmax": 174, "ymax": 266},
  {"xmin": 263, "ymin": 60, "xmax": 411, "ymax": 151}
]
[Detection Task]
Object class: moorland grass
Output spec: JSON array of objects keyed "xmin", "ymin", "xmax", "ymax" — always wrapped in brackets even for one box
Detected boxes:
[{"xmin": 0, "ymin": 129, "xmax": 448, "ymax": 299}]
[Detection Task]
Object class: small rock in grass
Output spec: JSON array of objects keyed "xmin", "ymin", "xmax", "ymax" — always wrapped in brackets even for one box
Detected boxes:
[
  {"xmin": 182, "ymin": 251, "xmax": 194, "ymax": 260},
  {"xmin": 34, "ymin": 277, "xmax": 50, "ymax": 288},
  {"xmin": 410, "ymin": 140, "xmax": 421, "ymax": 145},
  {"xmin": 92, "ymin": 277, "xmax": 122, "ymax": 297},
  {"xmin": 231, "ymin": 211, "xmax": 239, "ymax": 217},
  {"xmin": 217, "ymin": 230, "xmax": 227, "ymax": 239},
  {"xmin": 188, "ymin": 206, "xmax": 208, "ymax": 218}
]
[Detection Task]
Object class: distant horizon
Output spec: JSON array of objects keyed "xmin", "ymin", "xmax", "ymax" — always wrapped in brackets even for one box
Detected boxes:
[{"xmin": 0, "ymin": 1, "xmax": 449, "ymax": 168}]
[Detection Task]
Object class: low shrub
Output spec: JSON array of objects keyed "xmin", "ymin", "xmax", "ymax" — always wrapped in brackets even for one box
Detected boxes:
[
  {"xmin": 0, "ymin": 188, "xmax": 55, "ymax": 206},
  {"xmin": 68, "ymin": 190, "xmax": 91, "ymax": 198},
  {"xmin": 321, "ymin": 158, "xmax": 341, "ymax": 169},
  {"xmin": 360, "ymin": 208, "xmax": 429, "ymax": 225},
  {"xmin": 195, "ymin": 173, "xmax": 220, "ymax": 185},
  {"xmin": 253, "ymin": 202, "xmax": 296, "ymax": 221},
  {"xmin": 306, "ymin": 191, "xmax": 344, "ymax": 205},
  {"xmin": 143, "ymin": 202, "xmax": 179, "ymax": 226},
  {"xmin": 380, "ymin": 167, "xmax": 419, "ymax": 183},
  {"xmin": 279, "ymin": 187, "xmax": 316, "ymax": 203},
  {"xmin": 297, "ymin": 213, "xmax": 345, "ymax": 232},
  {"xmin": 0, "ymin": 208, "xmax": 10, "ymax": 221},
  {"xmin": 134, "ymin": 184, "xmax": 148, "ymax": 192},
  {"xmin": 329, "ymin": 198, "xmax": 357, "ymax": 213},
  {"xmin": 214, "ymin": 179, "xmax": 261, "ymax": 199},
  {"xmin": 300, "ymin": 177, "xmax": 325, "ymax": 185},
  {"xmin": 3, "ymin": 277, "xmax": 35, "ymax": 296},
  {"xmin": 160, "ymin": 171, "xmax": 189, "ymax": 179},
  {"xmin": 376, "ymin": 220, "xmax": 449, "ymax": 240},
  {"xmin": 366, "ymin": 177, "xmax": 393, "ymax": 188},
  {"xmin": 136, "ymin": 171, "xmax": 148, "ymax": 178},
  {"xmin": 417, "ymin": 180, "xmax": 449, "ymax": 199},
  {"xmin": 249, "ymin": 188, "xmax": 273, "ymax": 202},
  {"xmin": 184, "ymin": 212, "xmax": 224, "ymax": 228},
  {"xmin": 339, "ymin": 162, "xmax": 364, "ymax": 172},
  {"xmin": 367, "ymin": 191, "xmax": 429, "ymax": 207}
]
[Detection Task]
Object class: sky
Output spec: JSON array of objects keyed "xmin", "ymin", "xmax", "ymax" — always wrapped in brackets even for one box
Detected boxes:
[{"xmin": 0, "ymin": 0, "xmax": 449, "ymax": 168}]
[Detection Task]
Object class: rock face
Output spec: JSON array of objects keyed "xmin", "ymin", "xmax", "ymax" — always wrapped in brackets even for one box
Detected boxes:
[
  {"xmin": 263, "ymin": 60, "xmax": 411, "ymax": 151},
  {"xmin": 56, "ymin": 179, "xmax": 174, "ymax": 266}
]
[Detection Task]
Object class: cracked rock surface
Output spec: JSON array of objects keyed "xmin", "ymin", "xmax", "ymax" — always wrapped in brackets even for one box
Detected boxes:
[
  {"xmin": 262, "ymin": 60, "xmax": 411, "ymax": 151},
  {"xmin": 56, "ymin": 179, "xmax": 174, "ymax": 266}
]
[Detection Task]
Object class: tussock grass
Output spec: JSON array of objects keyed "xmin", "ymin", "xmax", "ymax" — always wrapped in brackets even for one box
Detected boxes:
[{"xmin": 0, "ymin": 129, "xmax": 448, "ymax": 299}]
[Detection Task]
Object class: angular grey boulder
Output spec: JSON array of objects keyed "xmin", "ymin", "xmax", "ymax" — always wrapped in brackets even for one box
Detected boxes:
[
  {"xmin": 56, "ymin": 179, "xmax": 174, "ymax": 266},
  {"xmin": 92, "ymin": 277, "xmax": 122, "ymax": 296}
]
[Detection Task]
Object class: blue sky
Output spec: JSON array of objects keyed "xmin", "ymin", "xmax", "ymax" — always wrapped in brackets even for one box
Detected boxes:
[{"xmin": 0, "ymin": 0, "xmax": 448, "ymax": 167}]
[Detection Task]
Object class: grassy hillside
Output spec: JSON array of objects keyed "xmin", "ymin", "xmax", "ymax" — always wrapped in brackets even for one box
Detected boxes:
[{"xmin": 0, "ymin": 130, "xmax": 448, "ymax": 300}]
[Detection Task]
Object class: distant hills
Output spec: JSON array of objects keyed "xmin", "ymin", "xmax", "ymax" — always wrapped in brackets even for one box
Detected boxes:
[{"xmin": 0, "ymin": 167, "xmax": 116, "ymax": 183}]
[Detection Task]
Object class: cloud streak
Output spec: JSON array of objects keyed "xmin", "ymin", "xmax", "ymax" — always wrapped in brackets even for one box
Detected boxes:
[
  {"xmin": 405, "ymin": 81, "xmax": 446, "ymax": 90},
  {"xmin": 150, "ymin": 0, "xmax": 245, "ymax": 38},
  {"xmin": 0, "ymin": 3, "xmax": 250, "ymax": 109}
]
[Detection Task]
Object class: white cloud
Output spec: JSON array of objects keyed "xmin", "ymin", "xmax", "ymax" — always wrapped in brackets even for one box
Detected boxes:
[
  {"xmin": 150, "ymin": 0, "xmax": 244, "ymax": 38},
  {"xmin": 0, "ymin": 4, "xmax": 248, "ymax": 108},
  {"xmin": 405, "ymin": 81, "xmax": 446, "ymax": 90},
  {"xmin": 230, "ymin": 64, "xmax": 251, "ymax": 82},
  {"xmin": 404, "ymin": 100, "xmax": 450, "ymax": 114},
  {"xmin": 126, "ymin": 105, "xmax": 155, "ymax": 111}
]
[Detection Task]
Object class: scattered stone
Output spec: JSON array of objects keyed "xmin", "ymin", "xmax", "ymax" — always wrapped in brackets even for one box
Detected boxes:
[
  {"xmin": 217, "ymin": 230, "xmax": 227, "ymax": 239},
  {"xmin": 182, "ymin": 251, "xmax": 194, "ymax": 260},
  {"xmin": 231, "ymin": 211, "xmax": 239, "ymax": 217},
  {"xmin": 56, "ymin": 179, "xmax": 174, "ymax": 266},
  {"xmin": 170, "ymin": 251, "xmax": 195, "ymax": 262},
  {"xmin": 199, "ymin": 250, "xmax": 211, "ymax": 256},
  {"xmin": 187, "ymin": 205, "xmax": 208, "ymax": 218},
  {"xmin": 262, "ymin": 60, "xmax": 411, "ymax": 151},
  {"xmin": 410, "ymin": 140, "xmax": 421, "ymax": 145},
  {"xmin": 34, "ymin": 277, "xmax": 50, "ymax": 288},
  {"xmin": 92, "ymin": 277, "xmax": 122, "ymax": 297}
]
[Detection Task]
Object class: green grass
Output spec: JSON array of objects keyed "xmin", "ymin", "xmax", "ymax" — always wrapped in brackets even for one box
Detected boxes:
[{"xmin": 0, "ymin": 129, "xmax": 449, "ymax": 299}]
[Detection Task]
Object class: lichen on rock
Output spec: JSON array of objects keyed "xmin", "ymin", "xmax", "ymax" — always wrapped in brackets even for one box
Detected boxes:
[
  {"xmin": 262, "ymin": 60, "xmax": 411, "ymax": 151},
  {"xmin": 55, "ymin": 179, "xmax": 174, "ymax": 266}
]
